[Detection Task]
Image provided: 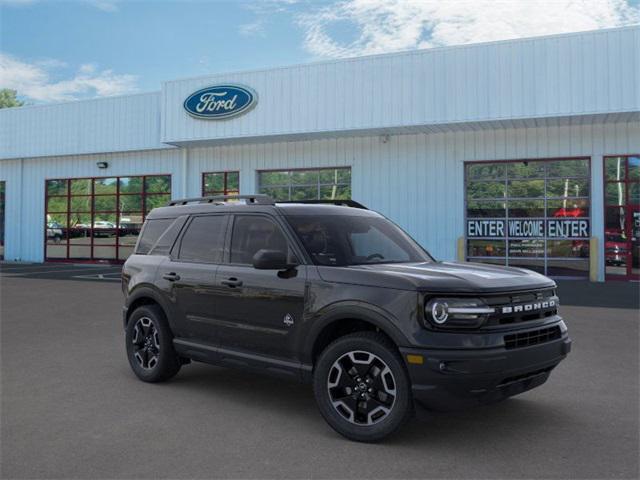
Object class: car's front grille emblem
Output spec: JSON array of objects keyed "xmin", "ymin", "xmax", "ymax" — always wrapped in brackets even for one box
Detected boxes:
[{"xmin": 501, "ymin": 299, "xmax": 556, "ymax": 314}]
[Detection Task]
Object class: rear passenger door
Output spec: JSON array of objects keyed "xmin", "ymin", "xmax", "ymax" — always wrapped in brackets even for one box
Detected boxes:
[
  {"xmin": 214, "ymin": 214, "xmax": 307, "ymax": 361},
  {"xmin": 159, "ymin": 214, "xmax": 228, "ymax": 344}
]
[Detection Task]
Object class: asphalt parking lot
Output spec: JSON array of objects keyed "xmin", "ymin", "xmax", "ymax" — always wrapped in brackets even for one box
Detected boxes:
[
  {"xmin": 1, "ymin": 263, "xmax": 638, "ymax": 479},
  {"xmin": 0, "ymin": 262, "xmax": 121, "ymax": 282}
]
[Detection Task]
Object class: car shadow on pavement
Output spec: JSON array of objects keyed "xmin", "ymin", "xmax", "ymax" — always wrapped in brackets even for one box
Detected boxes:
[{"xmin": 148, "ymin": 362, "xmax": 578, "ymax": 446}]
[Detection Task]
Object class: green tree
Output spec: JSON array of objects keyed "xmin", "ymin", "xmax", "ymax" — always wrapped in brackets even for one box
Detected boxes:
[{"xmin": 0, "ymin": 89, "xmax": 24, "ymax": 109}]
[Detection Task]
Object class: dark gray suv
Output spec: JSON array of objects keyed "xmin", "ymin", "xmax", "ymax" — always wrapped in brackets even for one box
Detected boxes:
[{"xmin": 122, "ymin": 195, "xmax": 571, "ymax": 442}]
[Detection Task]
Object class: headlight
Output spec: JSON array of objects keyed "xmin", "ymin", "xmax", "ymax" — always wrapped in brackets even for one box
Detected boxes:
[{"xmin": 425, "ymin": 298, "xmax": 494, "ymax": 329}]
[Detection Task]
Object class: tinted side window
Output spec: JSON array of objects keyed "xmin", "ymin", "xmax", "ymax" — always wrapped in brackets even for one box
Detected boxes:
[
  {"xmin": 230, "ymin": 216, "xmax": 289, "ymax": 264},
  {"xmin": 136, "ymin": 218, "xmax": 174, "ymax": 254},
  {"xmin": 149, "ymin": 216, "xmax": 187, "ymax": 255},
  {"xmin": 178, "ymin": 215, "xmax": 227, "ymax": 263}
]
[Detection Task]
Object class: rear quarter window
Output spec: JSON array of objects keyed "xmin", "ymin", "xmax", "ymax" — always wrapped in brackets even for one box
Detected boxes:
[{"xmin": 136, "ymin": 218, "xmax": 176, "ymax": 255}]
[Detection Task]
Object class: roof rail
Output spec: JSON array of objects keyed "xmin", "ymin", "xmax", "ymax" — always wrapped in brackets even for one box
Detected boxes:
[
  {"xmin": 166, "ymin": 194, "xmax": 275, "ymax": 206},
  {"xmin": 277, "ymin": 199, "xmax": 368, "ymax": 209}
]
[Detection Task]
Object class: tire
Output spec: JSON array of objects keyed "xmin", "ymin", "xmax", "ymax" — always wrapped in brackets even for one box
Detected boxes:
[
  {"xmin": 313, "ymin": 332, "xmax": 413, "ymax": 442},
  {"xmin": 125, "ymin": 304, "xmax": 181, "ymax": 383}
]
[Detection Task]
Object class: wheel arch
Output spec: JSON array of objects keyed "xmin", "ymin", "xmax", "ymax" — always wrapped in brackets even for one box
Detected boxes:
[
  {"xmin": 305, "ymin": 303, "xmax": 409, "ymax": 366},
  {"xmin": 124, "ymin": 286, "xmax": 172, "ymax": 328}
]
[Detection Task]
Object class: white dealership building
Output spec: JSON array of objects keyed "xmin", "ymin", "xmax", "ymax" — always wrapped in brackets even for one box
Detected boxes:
[{"xmin": 0, "ymin": 26, "xmax": 638, "ymax": 281}]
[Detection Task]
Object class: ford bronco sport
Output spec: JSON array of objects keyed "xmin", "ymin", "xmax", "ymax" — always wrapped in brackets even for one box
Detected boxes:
[{"xmin": 122, "ymin": 195, "xmax": 571, "ymax": 442}]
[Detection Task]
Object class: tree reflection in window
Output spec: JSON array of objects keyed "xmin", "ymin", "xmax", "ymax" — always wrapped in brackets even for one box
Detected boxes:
[
  {"xmin": 45, "ymin": 175, "xmax": 171, "ymax": 262},
  {"xmin": 465, "ymin": 158, "xmax": 591, "ymax": 277},
  {"xmin": 258, "ymin": 167, "xmax": 351, "ymax": 201}
]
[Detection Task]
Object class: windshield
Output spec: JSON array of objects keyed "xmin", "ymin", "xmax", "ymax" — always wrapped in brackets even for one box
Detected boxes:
[{"xmin": 285, "ymin": 215, "xmax": 433, "ymax": 266}]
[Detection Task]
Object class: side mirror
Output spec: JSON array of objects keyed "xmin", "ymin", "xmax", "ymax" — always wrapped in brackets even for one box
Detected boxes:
[{"xmin": 252, "ymin": 249, "xmax": 294, "ymax": 270}]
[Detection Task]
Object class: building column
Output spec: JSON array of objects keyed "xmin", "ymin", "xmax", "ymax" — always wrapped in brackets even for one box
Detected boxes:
[
  {"xmin": 591, "ymin": 155, "xmax": 605, "ymax": 282},
  {"xmin": 240, "ymin": 168, "xmax": 256, "ymax": 195}
]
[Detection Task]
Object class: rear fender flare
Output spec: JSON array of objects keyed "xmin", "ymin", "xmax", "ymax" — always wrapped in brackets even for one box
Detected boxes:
[{"xmin": 124, "ymin": 285, "xmax": 175, "ymax": 330}]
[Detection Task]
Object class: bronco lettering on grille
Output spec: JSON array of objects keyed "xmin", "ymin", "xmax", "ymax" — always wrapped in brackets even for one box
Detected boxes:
[{"xmin": 502, "ymin": 299, "xmax": 555, "ymax": 314}]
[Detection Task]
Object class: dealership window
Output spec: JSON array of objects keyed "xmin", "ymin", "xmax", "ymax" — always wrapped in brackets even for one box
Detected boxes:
[
  {"xmin": 0, "ymin": 181, "xmax": 5, "ymax": 260},
  {"xmin": 465, "ymin": 159, "xmax": 591, "ymax": 278},
  {"xmin": 45, "ymin": 175, "xmax": 171, "ymax": 262},
  {"xmin": 258, "ymin": 167, "xmax": 351, "ymax": 201},
  {"xmin": 603, "ymin": 155, "xmax": 639, "ymax": 280},
  {"xmin": 202, "ymin": 171, "xmax": 239, "ymax": 197}
]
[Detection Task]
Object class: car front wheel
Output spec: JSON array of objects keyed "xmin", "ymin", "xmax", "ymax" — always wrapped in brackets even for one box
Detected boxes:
[{"xmin": 313, "ymin": 332, "xmax": 413, "ymax": 442}]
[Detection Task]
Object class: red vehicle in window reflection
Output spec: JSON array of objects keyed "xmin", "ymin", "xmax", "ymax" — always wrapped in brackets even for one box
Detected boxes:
[
  {"xmin": 605, "ymin": 230, "xmax": 628, "ymax": 266},
  {"xmin": 552, "ymin": 207, "xmax": 590, "ymax": 258},
  {"xmin": 553, "ymin": 207, "xmax": 585, "ymax": 218}
]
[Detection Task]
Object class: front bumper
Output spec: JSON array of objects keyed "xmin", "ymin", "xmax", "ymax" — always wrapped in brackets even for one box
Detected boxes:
[{"xmin": 400, "ymin": 326, "xmax": 571, "ymax": 411}]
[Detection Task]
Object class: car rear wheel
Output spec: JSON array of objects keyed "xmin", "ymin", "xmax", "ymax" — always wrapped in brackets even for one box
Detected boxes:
[
  {"xmin": 313, "ymin": 332, "xmax": 412, "ymax": 442},
  {"xmin": 125, "ymin": 304, "xmax": 181, "ymax": 383}
]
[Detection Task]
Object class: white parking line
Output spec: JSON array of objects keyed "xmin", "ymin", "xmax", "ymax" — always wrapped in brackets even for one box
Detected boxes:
[
  {"xmin": 71, "ymin": 273, "xmax": 121, "ymax": 282},
  {"xmin": 0, "ymin": 266, "xmax": 120, "ymax": 276}
]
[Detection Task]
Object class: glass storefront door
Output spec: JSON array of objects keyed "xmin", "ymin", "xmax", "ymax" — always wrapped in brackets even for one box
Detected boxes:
[
  {"xmin": 45, "ymin": 175, "xmax": 171, "ymax": 262},
  {"xmin": 604, "ymin": 156, "xmax": 639, "ymax": 280},
  {"xmin": 465, "ymin": 158, "xmax": 591, "ymax": 278}
]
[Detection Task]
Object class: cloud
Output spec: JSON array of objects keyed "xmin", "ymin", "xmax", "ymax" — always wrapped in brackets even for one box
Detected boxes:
[
  {"xmin": 298, "ymin": 0, "xmax": 640, "ymax": 58},
  {"xmin": 239, "ymin": 19, "xmax": 266, "ymax": 36},
  {"xmin": 0, "ymin": 53, "xmax": 138, "ymax": 102},
  {"xmin": 243, "ymin": 0, "xmax": 299, "ymax": 14},
  {"xmin": 87, "ymin": 0, "xmax": 119, "ymax": 12}
]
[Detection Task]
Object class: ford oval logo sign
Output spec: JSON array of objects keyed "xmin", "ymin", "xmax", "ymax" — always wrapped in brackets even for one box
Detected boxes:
[{"xmin": 183, "ymin": 84, "xmax": 257, "ymax": 120}]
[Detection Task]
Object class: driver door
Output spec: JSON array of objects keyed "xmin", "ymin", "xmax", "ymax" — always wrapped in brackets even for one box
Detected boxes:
[{"xmin": 212, "ymin": 214, "xmax": 307, "ymax": 361}]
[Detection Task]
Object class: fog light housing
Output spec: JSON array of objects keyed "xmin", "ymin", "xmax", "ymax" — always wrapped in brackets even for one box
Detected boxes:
[{"xmin": 425, "ymin": 298, "xmax": 494, "ymax": 329}]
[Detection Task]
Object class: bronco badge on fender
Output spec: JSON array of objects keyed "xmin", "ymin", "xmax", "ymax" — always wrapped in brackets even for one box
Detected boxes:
[{"xmin": 183, "ymin": 84, "xmax": 257, "ymax": 120}]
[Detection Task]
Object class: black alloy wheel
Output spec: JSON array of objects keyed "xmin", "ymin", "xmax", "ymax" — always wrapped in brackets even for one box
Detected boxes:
[
  {"xmin": 125, "ymin": 304, "xmax": 181, "ymax": 383},
  {"xmin": 131, "ymin": 316, "xmax": 160, "ymax": 370},
  {"xmin": 327, "ymin": 350, "xmax": 396, "ymax": 426},
  {"xmin": 314, "ymin": 332, "xmax": 412, "ymax": 442}
]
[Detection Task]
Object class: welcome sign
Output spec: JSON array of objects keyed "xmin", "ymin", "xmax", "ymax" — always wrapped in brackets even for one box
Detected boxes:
[
  {"xmin": 184, "ymin": 84, "xmax": 257, "ymax": 119},
  {"xmin": 467, "ymin": 219, "xmax": 590, "ymax": 238}
]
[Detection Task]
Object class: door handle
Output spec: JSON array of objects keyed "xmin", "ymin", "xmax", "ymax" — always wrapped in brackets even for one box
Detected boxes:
[
  {"xmin": 162, "ymin": 272, "xmax": 180, "ymax": 281},
  {"xmin": 221, "ymin": 277, "xmax": 243, "ymax": 288}
]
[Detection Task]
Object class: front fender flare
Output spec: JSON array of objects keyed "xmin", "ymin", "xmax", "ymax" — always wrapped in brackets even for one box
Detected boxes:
[{"xmin": 302, "ymin": 301, "xmax": 410, "ymax": 363}]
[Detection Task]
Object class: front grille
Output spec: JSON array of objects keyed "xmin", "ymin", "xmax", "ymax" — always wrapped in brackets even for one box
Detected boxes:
[
  {"xmin": 504, "ymin": 326, "xmax": 561, "ymax": 350},
  {"xmin": 483, "ymin": 289, "xmax": 558, "ymax": 326}
]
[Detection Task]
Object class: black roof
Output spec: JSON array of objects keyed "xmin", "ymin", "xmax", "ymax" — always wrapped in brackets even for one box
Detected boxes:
[{"xmin": 146, "ymin": 195, "xmax": 378, "ymax": 220}]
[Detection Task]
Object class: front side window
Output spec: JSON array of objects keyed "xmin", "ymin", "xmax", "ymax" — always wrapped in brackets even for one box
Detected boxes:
[
  {"xmin": 230, "ymin": 216, "xmax": 290, "ymax": 264},
  {"xmin": 258, "ymin": 167, "xmax": 351, "ymax": 201},
  {"xmin": 286, "ymin": 215, "xmax": 431, "ymax": 266},
  {"xmin": 178, "ymin": 215, "xmax": 227, "ymax": 263}
]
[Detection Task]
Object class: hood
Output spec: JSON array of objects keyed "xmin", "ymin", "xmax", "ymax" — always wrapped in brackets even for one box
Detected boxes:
[{"xmin": 317, "ymin": 261, "xmax": 555, "ymax": 294}]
